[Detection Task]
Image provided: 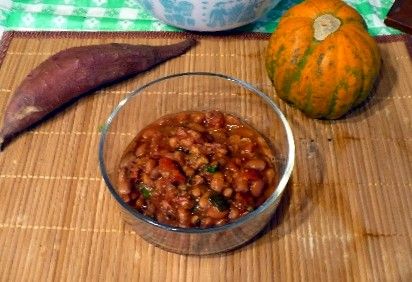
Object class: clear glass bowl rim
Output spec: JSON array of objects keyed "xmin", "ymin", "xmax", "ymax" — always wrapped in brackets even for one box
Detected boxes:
[{"xmin": 98, "ymin": 72, "xmax": 295, "ymax": 234}]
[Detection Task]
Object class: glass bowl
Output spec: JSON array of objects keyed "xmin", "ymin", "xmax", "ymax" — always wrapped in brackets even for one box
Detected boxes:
[{"xmin": 99, "ymin": 72, "xmax": 294, "ymax": 255}]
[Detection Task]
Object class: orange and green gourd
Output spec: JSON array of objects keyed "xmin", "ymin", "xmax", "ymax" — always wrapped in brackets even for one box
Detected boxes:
[{"xmin": 265, "ymin": 0, "xmax": 382, "ymax": 119}]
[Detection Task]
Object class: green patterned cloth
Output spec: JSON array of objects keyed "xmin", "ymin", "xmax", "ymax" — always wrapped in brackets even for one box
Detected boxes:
[{"xmin": 0, "ymin": 0, "xmax": 401, "ymax": 36}]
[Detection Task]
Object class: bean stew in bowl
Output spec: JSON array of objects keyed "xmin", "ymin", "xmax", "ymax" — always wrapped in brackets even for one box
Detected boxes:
[
  {"xmin": 99, "ymin": 72, "xmax": 294, "ymax": 254},
  {"xmin": 118, "ymin": 110, "xmax": 278, "ymax": 228}
]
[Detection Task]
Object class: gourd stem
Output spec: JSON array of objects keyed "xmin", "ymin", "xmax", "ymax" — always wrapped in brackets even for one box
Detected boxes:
[{"xmin": 313, "ymin": 14, "xmax": 341, "ymax": 41}]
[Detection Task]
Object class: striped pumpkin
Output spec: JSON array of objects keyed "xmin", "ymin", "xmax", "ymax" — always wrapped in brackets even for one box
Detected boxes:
[{"xmin": 265, "ymin": 0, "xmax": 381, "ymax": 119}]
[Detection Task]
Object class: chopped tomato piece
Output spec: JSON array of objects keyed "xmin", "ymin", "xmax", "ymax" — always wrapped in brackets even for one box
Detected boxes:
[{"xmin": 158, "ymin": 157, "xmax": 186, "ymax": 185}]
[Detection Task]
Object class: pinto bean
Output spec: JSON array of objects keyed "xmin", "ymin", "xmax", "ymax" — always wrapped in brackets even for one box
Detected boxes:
[
  {"xmin": 187, "ymin": 122, "xmax": 205, "ymax": 132},
  {"xmin": 176, "ymin": 127, "xmax": 187, "ymax": 138},
  {"xmin": 228, "ymin": 134, "xmax": 241, "ymax": 144},
  {"xmin": 135, "ymin": 196, "xmax": 145, "ymax": 209},
  {"xmin": 173, "ymin": 151, "xmax": 185, "ymax": 164},
  {"xmin": 200, "ymin": 217, "xmax": 214, "ymax": 228},
  {"xmin": 191, "ymin": 187, "xmax": 201, "ymax": 197},
  {"xmin": 169, "ymin": 137, "xmax": 178, "ymax": 148},
  {"xmin": 265, "ymin": 168, "xmax": 276, "ymax": 183},
  {"xmin": 135, "ymin": 143, "xmax": 148, "ymax": 156},
  {"xmin": 178, "ymin": 184, "xmax": 187, "ymax": 191},
  {"xmin": 239, "ymin": 139, "xmax": 255, "ymax": 155},
  {"xmin": 120, "ymin": 193, "xmax": 130, "ymax": 203},
  {"xmin": 160, "ymin": 200, "xmax": 174, "ymax": 216},
  {"xmin": 176, "ymin": 112, "xmax": 189, "ymax": 122},
  {"xmin": 229, "ymin": 207, "xmax": 240, "ymax": 220},
  {"xmin": 245, "ymin": 159, "xmax": 266, "ymax": 171},
  {"xmin": 210, "ymin": 172, "xmax": 225, "ymax": 192},
  {"xmin": 150, "ymin": 167, "xmax": 160, "ymax": 179},
  {"xmin": 250, "ymin": 179, "xmax": 264, "ymax": 197},
  {"xmin": 177, "ymin": 208, "xmax": 190, "ymax": 226},
  {"xmin": 234, "ymin": 192, "xmax": 254, "ymax": 211},
  {"xmin": 186, "ymin": 129, "xmax": 201, "ymax": 140},
  {"xmin": 225, "ymin": 114, "xmax": 241, "ymax": 126},
  {"xmin": 142, "ymin": 173, "xmax": 154, "ymax": 187},
  {"xmin": 118, "ymin": 168, "xmax": 131, "ymax": 195},
  {"xmin": 206, "ymin": 206, "xmax": 228, "ymax": 219},
  {"xmin": 145, "ymin": 159, "xmax": 156, "ymax": 173},
  {"xmin": 182, "ymin": 166, "xmax": 195, "ymax": 177},
  {"xmin": 189, "ymin": 145, "xmax": 201, "ymax": 155},
  {"xmin": 180, "ymin": 138, "xmax": 194, "ymax": 147},
  {"xmin": 204, "ymin": 142, "xmax": 228, "ymax": 155},
  {"xmin": 209, "ymin": 130, "xmax": 226, "ymax": 143},
  {"xmin": 223, "ymin": 188, "xmax": 233, "ymax": 198},
  {"xmin": 205, "ymin": 111, "xmax": 224, "ymax": 128},
  {"xmin": 191, "ymin": 215, "xmax": 200, "ymax": 225},
  {"xmin": 198, "ymin": 192, "xmax": 211, "ymax": 209},
  {"xmin": 145, "ymin": 202, "xmax": 156, "ymax": 217},
  {"xmin": 234, "ymin": 177, "xmax": 248, "ymax": 192},
  {"xmin": 175, "ymin": 195, "xmax": 194, "ymax": 209},
  {"xmin": 187, "ymin": 154, "xmax": 208, "ymax": 170},
  {"xmin": 191, "ymin": 175, "xmax": 204, "ymax": 185},
  {"xmin": 190, "ymin": 112, "xmax": 205, "ymax": 123},
  {"xmin": 191, "ymin": 184, "xmax": 206, "ymax": 197}
]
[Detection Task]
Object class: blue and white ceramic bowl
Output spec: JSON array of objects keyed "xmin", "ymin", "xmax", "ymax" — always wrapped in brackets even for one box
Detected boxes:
[{"xmin": 139, "ymin": 0, "xmax": 282, "ymax": 32}]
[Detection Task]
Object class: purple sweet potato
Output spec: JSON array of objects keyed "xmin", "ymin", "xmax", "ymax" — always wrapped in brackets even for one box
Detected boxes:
[{"xmin": 0, "ymin": 39, "xmax": 196, "ymax": 149}]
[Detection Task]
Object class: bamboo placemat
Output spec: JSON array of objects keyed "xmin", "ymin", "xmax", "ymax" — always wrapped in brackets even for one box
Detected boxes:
[{"xmin": 0, "ymin": 31, "xmax": 411, "ymax": 281}]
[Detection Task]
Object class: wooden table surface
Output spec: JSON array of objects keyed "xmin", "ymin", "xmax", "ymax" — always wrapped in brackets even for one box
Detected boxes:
[{"xmin": 0, "ymin": 32, "xmax": 411, "ymax": 281}]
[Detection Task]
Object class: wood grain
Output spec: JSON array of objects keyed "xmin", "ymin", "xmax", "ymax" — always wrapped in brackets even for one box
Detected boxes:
[{"xmin": 0, "ymin": 32, "xmax": 411, "ymax": 281}]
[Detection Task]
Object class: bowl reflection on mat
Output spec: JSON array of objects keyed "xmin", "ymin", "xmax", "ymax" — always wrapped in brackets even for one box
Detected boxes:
[
  {"xmin": 138, "ymin": 0, "xmax": 282, "ymax": 32},
  {"xmin": 98, "ymin": 72, "xmax": 294, "ymax": 255}
]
